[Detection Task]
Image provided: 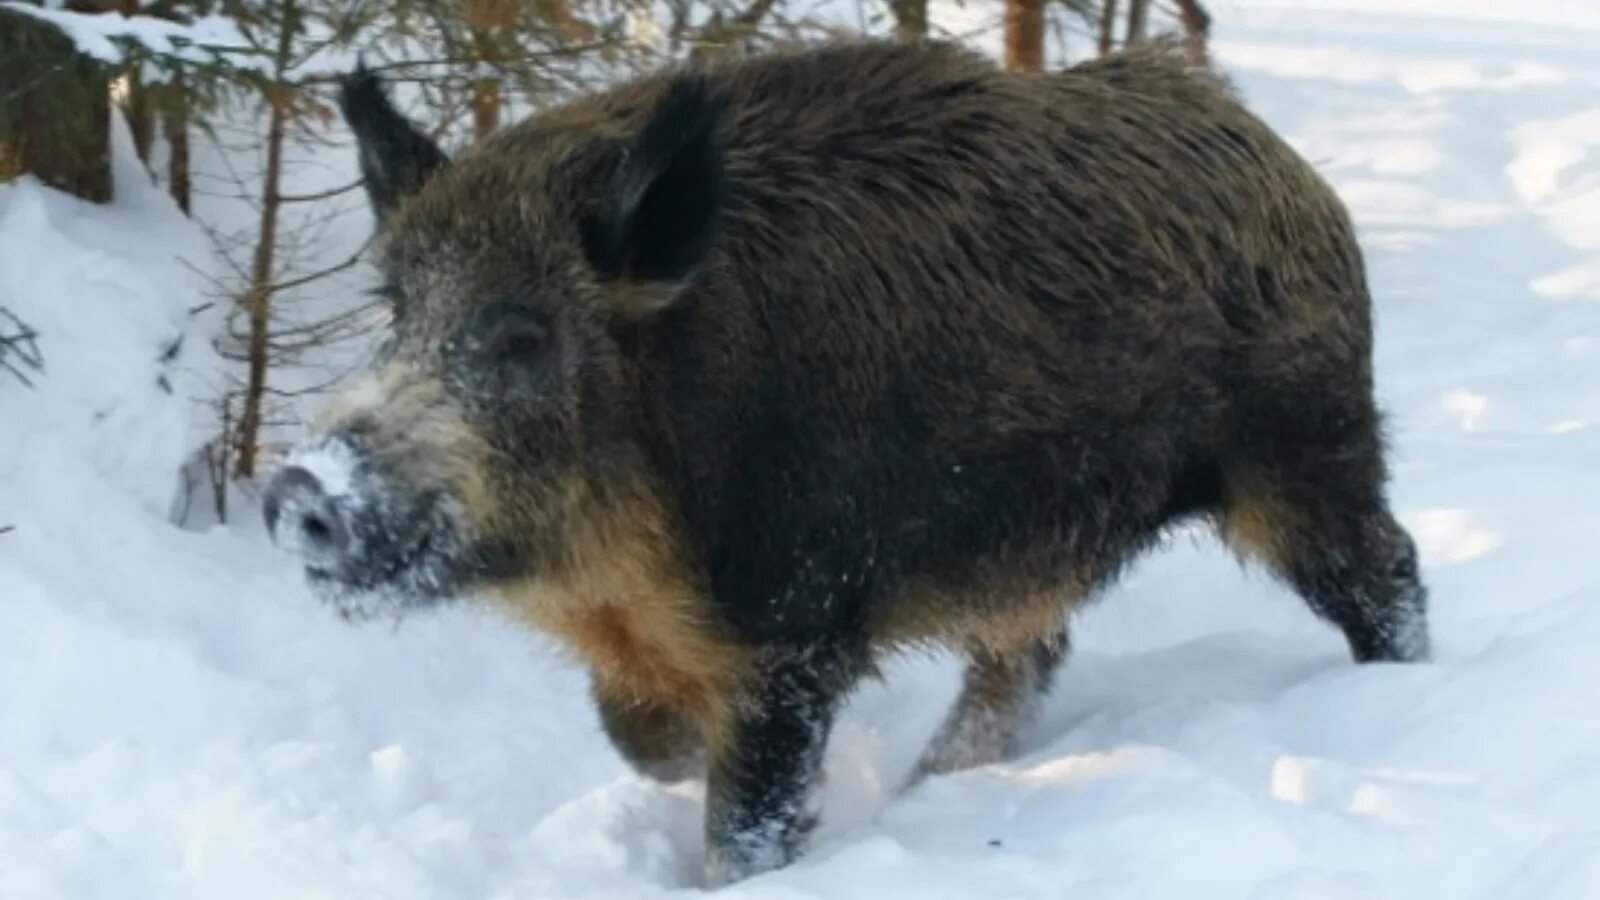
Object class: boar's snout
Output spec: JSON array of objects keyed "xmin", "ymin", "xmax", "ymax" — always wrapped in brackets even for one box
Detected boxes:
[
  {"xmin": 264, "ymin": 465, "xmax": 351, "ymax": 566},
  {"xmin": 263, "ymin": 430, "xmax": 482, "ymax": 618}
]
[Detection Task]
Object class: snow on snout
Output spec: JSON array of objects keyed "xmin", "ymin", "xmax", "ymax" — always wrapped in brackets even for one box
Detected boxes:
[
  {"xmin": 282, "ymin": 436, "xmax": 363, "ymax": 502},
  {"xmin": 270, "ymin": 437, "xmax": 374, "ymax": 564}
]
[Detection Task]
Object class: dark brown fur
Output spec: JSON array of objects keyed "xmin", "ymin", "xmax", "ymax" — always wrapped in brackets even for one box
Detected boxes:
[{"xmin": 277, "ymin": 38, "xmax": 1431, "ymax": 886}]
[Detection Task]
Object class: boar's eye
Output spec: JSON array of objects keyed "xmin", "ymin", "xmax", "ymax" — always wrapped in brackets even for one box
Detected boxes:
[{"xmin": 481, "ymin": 312, "xmax": 548, "ymax": 365}]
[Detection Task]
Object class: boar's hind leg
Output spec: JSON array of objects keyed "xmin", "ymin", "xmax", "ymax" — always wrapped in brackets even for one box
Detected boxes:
[
  {"xmin": 704, "ymin": 645, "xmax": 855, "ymax": 887},
  {"xmin": 905, "ymin": 634, "xmax": 1067, "ymax": 788},
  {"xmin": 1288, "ymin": 507, "xmax": 1429, "ymax": 663},
  {"xmin": 1226, "ymin": 450, "xmax": 1431, "ymax": 664},
  {"xmin": 592, "ymin": 684, "xmax": 703, "ymax": 783}
]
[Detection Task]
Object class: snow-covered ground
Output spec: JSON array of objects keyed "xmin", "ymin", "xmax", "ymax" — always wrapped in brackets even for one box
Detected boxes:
[{"xmin": 5, "ymin": 4, "xmax": 1600, "ymax": 897}]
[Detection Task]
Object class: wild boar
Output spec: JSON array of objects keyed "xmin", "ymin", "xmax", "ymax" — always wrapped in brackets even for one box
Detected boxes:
[{"xmin": 264, "ymin": 39, "xmax": 1430, "ymax": 885}]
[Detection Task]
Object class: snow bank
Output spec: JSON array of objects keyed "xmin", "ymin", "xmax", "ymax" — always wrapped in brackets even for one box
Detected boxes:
[
  {"xmin": 5, "ymin": 7, "xmax": 1600, "ymax": 899},
  {"xmin": 0, "ymin": 113, "xmax": 219, "ymax": 517}
]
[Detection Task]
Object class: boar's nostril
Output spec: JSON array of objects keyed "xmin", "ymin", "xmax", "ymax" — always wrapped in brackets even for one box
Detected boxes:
[
  {"xmin": 296, "ymin": 506, "xmax": 350, "ymax": 556},
  {"xmin": 301, "ymin": 511, "xmax": 333, "ymax": 543}
]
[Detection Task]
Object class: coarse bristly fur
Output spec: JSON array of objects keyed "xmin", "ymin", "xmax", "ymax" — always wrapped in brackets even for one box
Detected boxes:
[{"xmin": 264, "ymin": 39, "xmax": 1433, "ymax": 887}]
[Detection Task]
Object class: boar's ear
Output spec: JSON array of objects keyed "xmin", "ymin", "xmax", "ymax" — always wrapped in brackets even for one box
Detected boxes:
[
  {"xmin": 339, "ymin": 64, "xmax": 449, "ymax": 224},
  {"xmin": 582, "ymin": 74, "xmax": 724, "ymax": 320}
]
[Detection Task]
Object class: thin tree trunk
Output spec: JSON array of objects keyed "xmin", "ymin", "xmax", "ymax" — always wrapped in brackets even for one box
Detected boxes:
[
  {"xmin": 164, "ymin": 73, "xmax": 191, "ymax": 213},
  {"xmin": 463, "ymin": 0, "xmax": 509, "ymax": 142},
  {"xmin": 214, "ymin": 398, "xmax": 231, "ymax": 522},
  {"xmin": 471, "ymin": 78, "xmax": 501, "ymax": 141},
  {"xmin": 1003, "ymin": 0, "xmax": 1044, "ymax": 72},
  {"xmin": 117, "ymin": 0, "xmax": 155, "ymax": 165},
  {"xmin": 233, "ymin": 94, "xmax": 285, "ymax": 479},
  {"xmin": 888, "ymin": 0, "xmax": 928, "ymax": 42},
  {"xmin": 234, "ymin": 0, "xmax": 297, "ymax": 480},
  {"xmin": 1176, "ymin": 0, "xmax": 1211, "ymax": 63},
  {"xmin": 1098, "ymin": 0, "xmax": 1119, "ymax": 56},
  {"xmin": 1125, "ymin": 0, "xmax": 1150, "ymax": 45},
  {"xmin": 126, "ymin": 77, "xmax": 156, "ymax": 164},
  {"xmin": 468, "ymin": 22, "xmax": 501, "ymax": 141}
]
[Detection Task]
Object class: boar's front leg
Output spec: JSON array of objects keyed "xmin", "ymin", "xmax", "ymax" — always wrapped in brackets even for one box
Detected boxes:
[
  {"xmin": 703, "ymin": 645, "xmax": 855, "ymax": 886},
  {"xmin": 592, "ymin": 683, "xmax": 704, "ymax": 783}
]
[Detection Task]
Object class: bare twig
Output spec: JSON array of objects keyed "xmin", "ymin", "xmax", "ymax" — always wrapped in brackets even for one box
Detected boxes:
[
  {"xmin": 0, "ymin": 307, "xmax": 45, "ymax": 387},
  {"xmin": 1099, "ymin": 0, "xmax": 1119, "ymax": 56},
  {"xmin": 268, "ymin": 235, "xmax": 375, "ymax": 294},
  {"xmin": 278, "ymin": 178, "xmax": 365, "ymax": 204}
]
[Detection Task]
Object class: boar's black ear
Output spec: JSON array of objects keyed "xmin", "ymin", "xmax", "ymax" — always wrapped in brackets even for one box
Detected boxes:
[
  {"xmin": 582, "ymin": 74, "xmax": 724, "ymax": 318},
  {"xmin": 339, "ymin": 64, "xmax": 449, "ymax": 224}
]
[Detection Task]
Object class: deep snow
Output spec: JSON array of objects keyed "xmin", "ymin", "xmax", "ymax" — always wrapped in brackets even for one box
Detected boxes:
[{"xmin": 5, "ymin": 4, "xmax": 1600, "ymax": 898}]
